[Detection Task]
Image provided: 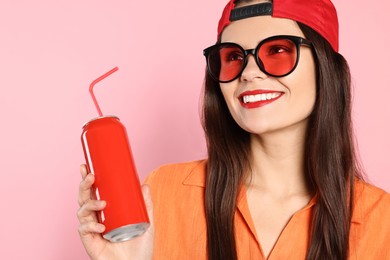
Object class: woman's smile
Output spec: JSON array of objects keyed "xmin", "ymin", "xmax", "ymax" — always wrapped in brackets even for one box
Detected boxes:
[{"xmin": 239, "ymin": 89, "xmax": 284, "ymax": 109}]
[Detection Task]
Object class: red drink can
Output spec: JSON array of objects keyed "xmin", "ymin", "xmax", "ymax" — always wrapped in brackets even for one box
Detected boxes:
[{"xmin": 81, "ymin": 115, "xmax": 150, "ymax": 242}]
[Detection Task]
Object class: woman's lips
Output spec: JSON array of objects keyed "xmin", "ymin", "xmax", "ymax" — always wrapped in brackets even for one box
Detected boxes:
[{"xmin": 238, "ymin": 90, "xmax": 284, "ymax": 109}]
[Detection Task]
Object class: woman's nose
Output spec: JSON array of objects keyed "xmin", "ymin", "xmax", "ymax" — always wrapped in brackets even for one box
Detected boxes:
[{"xmin": 240, "ymin": 55, "xmax": 268, "ymax": 81}]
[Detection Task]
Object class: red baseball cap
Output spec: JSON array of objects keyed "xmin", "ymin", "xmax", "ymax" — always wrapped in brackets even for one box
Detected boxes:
[{"xmin": 218, "ymin": 0, "xmax": 339, "ymax": 52}]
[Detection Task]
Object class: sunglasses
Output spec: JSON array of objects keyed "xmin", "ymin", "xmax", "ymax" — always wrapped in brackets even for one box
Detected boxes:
[{"xmin": 203, "ymin": 35, "xmax": 313, "ymax": 83}]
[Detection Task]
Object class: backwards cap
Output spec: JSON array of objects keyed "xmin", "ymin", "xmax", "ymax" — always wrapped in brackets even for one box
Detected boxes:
[{"xmin": 218, "ymin": 0, "xmax": 339, "ymax": 52}]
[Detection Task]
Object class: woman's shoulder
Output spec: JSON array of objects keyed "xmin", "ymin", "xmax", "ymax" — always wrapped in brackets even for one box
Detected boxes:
[
  {"xmin": 143, "ymin": 159, "xmax": 207, "ymax": 188},
  {"xmin": 353, "ymin": 178, "xmax": 390, "ymax": 222},
  {"xmin": 350, "ymin": 179, "xmax": 390, "ymax": 257},
  {"xmin": 354, "ymin": 178, "xmax": 390, "ymax": 203},
  {"xmin": 144, "ymin": 160, "xmax": 209, "ymax": 258}
]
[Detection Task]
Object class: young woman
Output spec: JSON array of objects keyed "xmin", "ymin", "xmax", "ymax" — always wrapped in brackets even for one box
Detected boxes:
[{"xmin": 77, "ymin": 0, "xmax": 390, "ymax": 259}]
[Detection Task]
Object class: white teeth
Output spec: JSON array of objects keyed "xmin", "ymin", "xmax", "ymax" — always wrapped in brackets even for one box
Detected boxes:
[{"xmin": 242, "ymin": 93, "xmax": 281, "ymax": 104}]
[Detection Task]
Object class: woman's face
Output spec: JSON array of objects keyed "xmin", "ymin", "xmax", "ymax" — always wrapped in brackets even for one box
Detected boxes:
[{"xmin": 219, "ymin": 14, "xmax": 316, "ymax": 137}]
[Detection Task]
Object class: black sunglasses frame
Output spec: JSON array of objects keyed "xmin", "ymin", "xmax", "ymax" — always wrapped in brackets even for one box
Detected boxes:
[{"xmin": 203, "ymin": 35, "xmax": 313, "ymax": 83}]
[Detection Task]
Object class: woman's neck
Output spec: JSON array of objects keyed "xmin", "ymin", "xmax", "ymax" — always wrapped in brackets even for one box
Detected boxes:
[{"xmin": 247, "ymin": 127, "xmax": 312, "ymax": 198}]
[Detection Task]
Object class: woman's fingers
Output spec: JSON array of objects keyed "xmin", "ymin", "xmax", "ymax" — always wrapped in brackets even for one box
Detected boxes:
[
  {"xmin": 77, "ymin": 168, "xmax": 103, "ymax": 224},
  {"xmin": 80, "ymin": 164, "xmax": 88, "ymax": 179},
  {"xmin": 78, "ymin": 173, "xmax": 95, "ymax": 207},
  {"xmin": 77, "ymin": 199, "xmax": 106, "ymax": 223},
  {"xmin": 78, "ymin": 221, "xmax": 106, "ymax": 237}
]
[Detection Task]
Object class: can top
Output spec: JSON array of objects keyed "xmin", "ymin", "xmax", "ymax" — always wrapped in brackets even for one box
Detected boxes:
[{"xmin": 82, "ymin": 115, "xmax": 119, "ymax": 129}]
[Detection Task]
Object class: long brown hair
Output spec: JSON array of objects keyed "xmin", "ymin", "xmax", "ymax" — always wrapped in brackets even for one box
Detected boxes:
[{"xmin": 201, "ymin": 2, "xmax": 363, "ymax": 259}]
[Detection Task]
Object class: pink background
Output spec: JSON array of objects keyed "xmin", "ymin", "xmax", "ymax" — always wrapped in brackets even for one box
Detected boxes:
[{"xmin": 0, "ymin": 0, "xmax": 388, "ymax": 259}]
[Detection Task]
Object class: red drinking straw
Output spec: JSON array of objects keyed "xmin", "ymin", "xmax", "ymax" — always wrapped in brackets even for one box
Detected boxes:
[{"xmin": 89, "ymin": 67, "xmax": 119, "ymax": 116}]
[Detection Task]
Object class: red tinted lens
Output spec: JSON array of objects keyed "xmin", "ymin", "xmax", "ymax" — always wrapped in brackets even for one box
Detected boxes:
[
  {"xmin": 207, "ymin": 44, "xmax": 244, "ymax": 82},
  {"xmin": 258, "ymin": 38, "xmax": 297, "ymax": 76}
]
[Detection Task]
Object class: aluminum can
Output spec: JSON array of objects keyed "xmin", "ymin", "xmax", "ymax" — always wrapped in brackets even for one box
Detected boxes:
[{"xmin": 81, "ymin": 115, "xmax": 150, "ymax": 242}]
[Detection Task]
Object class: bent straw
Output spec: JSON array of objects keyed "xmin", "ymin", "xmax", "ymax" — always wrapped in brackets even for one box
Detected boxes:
[{"xmin": 89, "ymin": 67, "xmax": 119, "ymax": 116}]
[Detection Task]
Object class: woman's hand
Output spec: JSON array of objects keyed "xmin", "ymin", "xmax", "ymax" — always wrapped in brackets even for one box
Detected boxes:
[{"xmin": 77, "ymin": 164, "xmax": 154, "ymax": 260}]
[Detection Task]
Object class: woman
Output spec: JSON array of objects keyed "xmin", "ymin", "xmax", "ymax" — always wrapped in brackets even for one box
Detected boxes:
[{"xmin": 77, "ymin": 0, "xmax": 390, "ymax": 259}]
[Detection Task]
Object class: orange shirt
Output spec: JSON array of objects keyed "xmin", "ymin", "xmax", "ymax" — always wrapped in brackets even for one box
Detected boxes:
[{"xmin": 144, "ymin": 160, "xmax": 390, "ymax": 259}]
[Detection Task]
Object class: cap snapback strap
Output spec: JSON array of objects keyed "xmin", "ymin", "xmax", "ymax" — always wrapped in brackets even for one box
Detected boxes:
[{"xmin": 230, "ymin": 2, "xmax": 273, "ymax": 21}]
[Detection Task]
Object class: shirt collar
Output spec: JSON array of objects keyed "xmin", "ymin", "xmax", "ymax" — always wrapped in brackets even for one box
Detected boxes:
[
  {"xmin": 182, "ymin": 159, "xmax": 363, "ymax": 224},
  {"xmin": 182, "ymin": 159, "xmax": 207, "ymax": 187}
]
